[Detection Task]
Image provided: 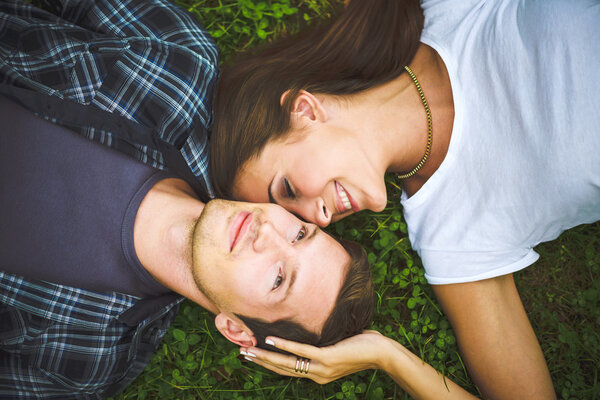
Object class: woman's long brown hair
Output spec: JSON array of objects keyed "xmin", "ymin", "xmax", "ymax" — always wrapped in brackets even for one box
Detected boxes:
[{"xmin": 210, "ymin": 0, "xmax": 424, "ymax": 198}]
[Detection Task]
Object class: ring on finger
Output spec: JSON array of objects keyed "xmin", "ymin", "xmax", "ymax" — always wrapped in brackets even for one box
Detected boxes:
[
  {"xmin": 303, "ymin": 358, "xmax": 311, "ymax": 374},
  {"xmin": 294, "ymin": 357, "xmax": 311, "ymax": 374}
]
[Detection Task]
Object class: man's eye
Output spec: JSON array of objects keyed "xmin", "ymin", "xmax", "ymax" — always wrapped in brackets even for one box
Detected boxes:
[
  {"xmin": 283, "ymin": 178, "xmax": 296, "ymax": 199},
  {"xmin": 293, "ymin": 226, "xmax": 307, "ymax": 243},
  {"xmin": 273, "ymin": 273, "xmax": 283, "ymax": 290}
]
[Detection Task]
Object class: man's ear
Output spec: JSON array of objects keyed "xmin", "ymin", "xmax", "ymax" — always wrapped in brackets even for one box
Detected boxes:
[
  {"xmin": 214, "ymin": 313, "xmax": 258, "ymax": 348},
  {"xmin": 281, "ymin": 90, "xmax": 328, "ymax": 124}
]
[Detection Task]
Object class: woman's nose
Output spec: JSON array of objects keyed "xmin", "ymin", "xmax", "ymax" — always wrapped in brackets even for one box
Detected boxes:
[{"xmin": 312, "ymin": 198, "xmax": 332, "ymax": 228}]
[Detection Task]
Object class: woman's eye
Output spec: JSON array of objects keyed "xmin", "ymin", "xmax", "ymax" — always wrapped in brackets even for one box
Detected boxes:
[
  {"xmin": 293, "ymin": 226, "xmax": 307, "ymax": 243},
  {"xmin": 283, "ymin": 178, "xmax": 296, "ymax": 199},
  {"xmin": 273, "ymin": 273, "xmax": 284, "ymax": 290}
]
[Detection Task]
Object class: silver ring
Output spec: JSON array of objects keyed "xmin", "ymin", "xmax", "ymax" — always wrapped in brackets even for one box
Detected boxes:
[
  {"xmin": 295, "ymin": 357, "xmax": 301, "ymax": 372},
  {"xmin": 303, "ymin": 359, "xmax": 311, "ymax": 374}
]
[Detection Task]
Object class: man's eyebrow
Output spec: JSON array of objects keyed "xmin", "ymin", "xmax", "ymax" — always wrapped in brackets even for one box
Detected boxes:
[
  {"xmin": 281, "ymin": 227, "xmax": 318, "ymax": 303},
  {"xmin": 306, "ymin": 225, "xmax": 318, "ymax": 242},
  {"xmin": 282, "ymin": 267, "xmax": 297, "ymax": 303}
]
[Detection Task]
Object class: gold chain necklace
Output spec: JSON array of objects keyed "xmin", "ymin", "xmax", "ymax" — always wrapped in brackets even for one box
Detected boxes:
[{"xmin": 396, "ymin": 65, "xmax": 433, "ymax": 179}]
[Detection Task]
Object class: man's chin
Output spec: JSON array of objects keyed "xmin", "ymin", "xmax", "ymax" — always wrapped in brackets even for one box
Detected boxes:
[{"xmin": 192, "ymin": 199, "xmax": 230, "ymax": 238}]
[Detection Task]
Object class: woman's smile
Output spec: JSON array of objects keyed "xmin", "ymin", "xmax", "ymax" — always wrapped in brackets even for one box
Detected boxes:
[{"xmin": 334, "ymin": 181, "xmax": 359, "ymax": 215}]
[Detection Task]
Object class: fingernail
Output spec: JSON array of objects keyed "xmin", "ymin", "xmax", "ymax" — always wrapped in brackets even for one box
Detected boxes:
[
  {"xmin": 265, "ymin": 339, "xmax": 275, "ymax": 346},
  {"xmin": 240, "ymin": 349, "xmax": 256, "ymax": 357},
  {"xmin": 244, "ymin": 356, "xmax": 254, "ymax": 362}
]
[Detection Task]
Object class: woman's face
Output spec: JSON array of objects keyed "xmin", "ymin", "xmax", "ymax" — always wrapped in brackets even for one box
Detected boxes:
[{"xmin": 233, "ymin": 124, "xmax": 388, "ymax": 227}]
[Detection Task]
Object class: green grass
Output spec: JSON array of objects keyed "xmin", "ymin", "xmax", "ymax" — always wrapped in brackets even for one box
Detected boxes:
[
  {"xmin": 111, "ymin": 1, "xmax": 600, "ymax": 399},
  {"xmin": 114, "ymin": 175, "xmax": 599, "ymax": 400}
]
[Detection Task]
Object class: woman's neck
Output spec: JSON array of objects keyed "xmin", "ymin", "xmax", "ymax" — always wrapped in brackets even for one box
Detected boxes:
[{"xmin": 363, "ymin": 44, "xmax": 455, "ymax": 196}]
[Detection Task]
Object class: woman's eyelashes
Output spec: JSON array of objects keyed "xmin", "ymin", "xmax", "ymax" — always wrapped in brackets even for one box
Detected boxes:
[{"xmin": 282, "ymin": 177, "xmax": 296, "ymax": 200}]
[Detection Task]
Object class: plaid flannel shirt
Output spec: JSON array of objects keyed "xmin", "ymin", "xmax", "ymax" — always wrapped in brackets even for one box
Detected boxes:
[
  {"xmin": 0, "ymin": 0, "xmax": 219, "ymax": 200},
  {"xmin": 0, "ymin": 272, "xmax": 184, "ymax": 399},
  {"xmin": 0, "ymin": 0, "xmax": 217, "ymax": 397}
]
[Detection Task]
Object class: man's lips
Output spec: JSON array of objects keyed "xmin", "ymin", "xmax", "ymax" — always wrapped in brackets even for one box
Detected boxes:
[{"xmin": 230, "ymin": 211, "xmax": 252, "ymax": 251}]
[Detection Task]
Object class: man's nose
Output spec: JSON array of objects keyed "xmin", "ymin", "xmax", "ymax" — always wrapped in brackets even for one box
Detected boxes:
[{"xmin": 252, "ymin": 221, "xmax": 284, "ymax": 253}]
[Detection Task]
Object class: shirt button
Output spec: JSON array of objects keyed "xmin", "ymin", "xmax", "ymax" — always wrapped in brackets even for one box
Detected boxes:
[{"xmin": 88, "ymin": 45, "xmax": 99, "ymax": 52}]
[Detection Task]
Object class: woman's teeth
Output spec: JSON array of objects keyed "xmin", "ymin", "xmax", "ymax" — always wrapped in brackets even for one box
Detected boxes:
[{"xmin": 337, "ymin": 183, "xmax": 351, "ymax": 212}]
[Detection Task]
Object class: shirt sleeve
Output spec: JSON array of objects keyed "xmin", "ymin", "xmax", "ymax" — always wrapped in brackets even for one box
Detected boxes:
[
  {"xmin": 0, "ymin": 0, "xmax": 219, "ymax": 198},
  {"xmin": 32, "ymin": 0, "xmax": 95, "ymax": 23},
  {"xmin": 419, "ymin": 247, "xmax": 540, "ymax": 285},
  {"xmin": 48, "ymin": 0, "xmax": 219, "ymax": 65}
]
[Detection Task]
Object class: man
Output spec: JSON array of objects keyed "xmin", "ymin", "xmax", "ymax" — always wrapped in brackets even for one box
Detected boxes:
[
  {"xmin": 0, "ymin": 93, "xmax": 374, "ymax": 397},
  {"xmin": 0, "ymin": 0, "xmax": 216, "ymax": 397},
  {"xmin": 0, "ymin": 0, "xmax": 374, "ymax": 397}
]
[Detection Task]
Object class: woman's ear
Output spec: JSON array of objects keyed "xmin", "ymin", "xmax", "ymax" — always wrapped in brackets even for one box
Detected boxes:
[
  {"xmin": 281, "ymin": 90, "xmax": 328, "ymax": 124},
  {"xmin": 214, "ymin": 313, "xmax": 258, "ymax": 347}
]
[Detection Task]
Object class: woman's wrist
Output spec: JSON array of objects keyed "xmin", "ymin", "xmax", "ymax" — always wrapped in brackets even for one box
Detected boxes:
[{"xmin": 373, "ymin": 335, "xmax": 410, "ymax": 372}]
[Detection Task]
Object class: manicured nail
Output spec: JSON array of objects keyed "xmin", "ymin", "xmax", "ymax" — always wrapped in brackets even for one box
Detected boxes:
[
  {"xmin": 265, "ymin": 339, "xmax": 275, "ymax": 346},
  {"xmin": 240, "ymin": 349, "xmax": 256, "ymax": 357},
  {"xmin": 244, "ymin": 356, "xmax": 254, "ymax": 362}
]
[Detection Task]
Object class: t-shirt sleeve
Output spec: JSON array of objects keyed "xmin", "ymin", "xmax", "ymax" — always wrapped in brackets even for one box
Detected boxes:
[{"xmin": 420, "ymin": 247, "xmax": 539, "ymax": 285}]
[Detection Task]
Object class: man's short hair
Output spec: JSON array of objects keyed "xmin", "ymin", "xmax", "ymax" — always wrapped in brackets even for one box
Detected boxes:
[{"xmin": 238, "ymin": 238, "xmax": 374, "ymax": 353}]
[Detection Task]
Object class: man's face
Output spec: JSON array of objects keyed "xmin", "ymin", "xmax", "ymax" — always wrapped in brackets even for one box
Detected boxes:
[{"xmin": 192, "ymin": 200, "xmax": 349, "ymax": 334}]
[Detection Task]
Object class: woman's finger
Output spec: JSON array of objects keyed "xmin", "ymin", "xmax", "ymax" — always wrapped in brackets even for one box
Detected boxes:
[
  {"xmin": 241, "ymin": 346, "xmax": 320, "ymax": 376},
  {"xmin": 244, "ymin": 355, "xmax": 298, "ymax": 377},
  {"xmin": 240, "ymin": 346, "xmax": 300, "ymax": 372},
  {"xmin": 243, "ymin": 354, "xmax": 328, "ymax": 384},
  {"xmin": 263, "ymin": 336, "xmax": 321, "ymax": 359}
]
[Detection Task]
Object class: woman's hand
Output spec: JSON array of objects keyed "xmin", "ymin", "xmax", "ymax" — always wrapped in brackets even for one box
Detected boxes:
[
  {"xmin": 241, "ymin": 331, "xmax": 478, "ymax": 399},
  {"xmin": 239, "ymin": 330, "xmax": 389, "ymax": 384}
]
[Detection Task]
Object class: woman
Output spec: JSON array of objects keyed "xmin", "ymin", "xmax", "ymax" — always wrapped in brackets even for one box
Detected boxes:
[{"xmin": 210, "ymin": 0, "xmax": 600, "ymax": 398}]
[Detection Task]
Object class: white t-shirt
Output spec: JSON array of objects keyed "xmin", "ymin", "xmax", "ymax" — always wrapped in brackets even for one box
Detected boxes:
[{"xmin": 401, "ymin": 0, "xmax": 600, "ymax": 284}]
